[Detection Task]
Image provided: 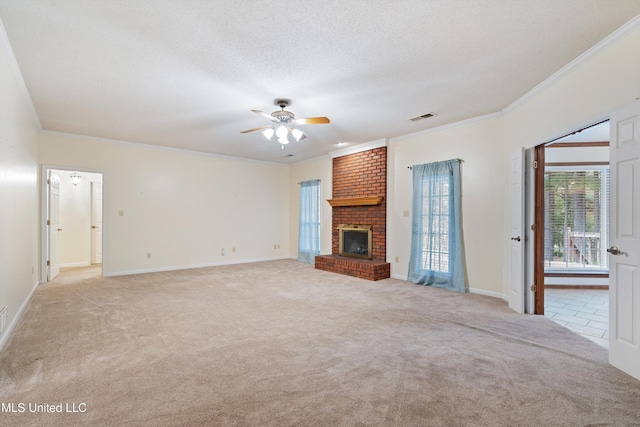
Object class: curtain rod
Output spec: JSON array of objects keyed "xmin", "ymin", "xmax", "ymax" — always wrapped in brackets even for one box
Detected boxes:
[{"xmin": 407, "ymin": 158, "xmax": 464, "ymax": 170}]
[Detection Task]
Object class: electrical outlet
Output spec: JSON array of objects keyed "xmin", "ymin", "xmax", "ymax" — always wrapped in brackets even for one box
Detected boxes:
[
  {"xmin": 232, "ymin": 247, "xmax": 236, "ymax": 253},
  {"xmin": 277, "ymin": 244, "xmax": 280, "ymax": 249},
  {"xmin": 147, "ymin": 253, "xmax": 151, "ymax": 259},
  {"xmin": 395, "ymin": 256, "xmax": 399, "ymax": 263},
  {"xmin": 221, "ymin": 248, "xmax": 225, "ymax": 256},
  {"xmin": 273, "ymin": 244, "xmax": 277, "ymax": 249}
]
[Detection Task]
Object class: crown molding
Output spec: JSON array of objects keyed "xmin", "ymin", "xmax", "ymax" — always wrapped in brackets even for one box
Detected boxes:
[
  {"xmin": 0, "ymin": 17, "xmax": 42, "ymax": 131},
  {"xmin": 40, "ymin": 130, "xmax": 286, "ymax": 167},
  {"xmin": 503, "ymin": 14, "xmax": 640, "ymax": 114},
  {"xmin": 328, "ymin": 139, "xmax": 387, "ymax": 158},
  {"xmin": 389, "ymin": 112, "xmax": 503, "ymax": 144}
]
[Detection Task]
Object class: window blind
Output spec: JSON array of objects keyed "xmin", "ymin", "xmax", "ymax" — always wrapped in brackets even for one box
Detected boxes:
[{"xmin": 543, "ymin": 168, "xmax": 609, "ymax": 271}]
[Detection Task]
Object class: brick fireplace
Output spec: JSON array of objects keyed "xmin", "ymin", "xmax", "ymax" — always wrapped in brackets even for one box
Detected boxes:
[{"xmin": 315, "ymin": 145, "xmax": 391, "ymax": 280}]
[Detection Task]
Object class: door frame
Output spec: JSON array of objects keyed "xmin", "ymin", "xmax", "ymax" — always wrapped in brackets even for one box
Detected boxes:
[
  {"xmin": 533, "ymin": 144, "xmax": 546, "ymax": 314},
  {"xmin": 40, "ymin": 165, "xmax": 107, "ymax": 282},
  {"xmin": 90, "ymin": 181, "xmax": 103, "ymax": 265},
  {"xmin": 532, "ymin": 120, "xmax": 610, "ymax": 314}
]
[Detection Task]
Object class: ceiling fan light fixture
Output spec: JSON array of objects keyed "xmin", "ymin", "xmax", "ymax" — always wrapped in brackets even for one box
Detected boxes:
[
  {"xmin": 241, "ymin": 99, "xmax": 329, "ymax": 149},
  {"xmin": 291, "ymin": 128, "xmax": 304, "ymax": 141},
  {"xmin": 275, "ymin": 125, "xmax": 288, "ymax": 139},
  {"xmin": 262, "ymin": 128, "xmax": 274, "ymax": 140}
]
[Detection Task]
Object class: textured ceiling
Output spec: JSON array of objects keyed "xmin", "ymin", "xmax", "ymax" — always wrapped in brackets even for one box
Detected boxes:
[{"xmin": 1, "ymin": 1, "xmax": 639, "ymax": 163}]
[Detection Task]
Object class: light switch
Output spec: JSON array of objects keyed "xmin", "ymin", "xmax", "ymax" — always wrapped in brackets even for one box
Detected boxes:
[
  {"xmin": 403, "ymin": 210, "xmax": 410, "ymax": 217},
  {"xmin": 119, "ymin": 210, "xmax": 124, "ymax": 216}
]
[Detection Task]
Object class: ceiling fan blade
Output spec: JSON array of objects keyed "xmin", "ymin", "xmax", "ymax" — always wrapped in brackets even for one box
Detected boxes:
[
  {"xmin": 293, "ymin": 116, "xmax": 330, "ymax": 125},
  {"xmin": 240, "ymin": 125, "xmax": 272, "ymax": 134},
  {"xmin": 251, "ymin": 109, "xmax": 277, "ymax": 121}
]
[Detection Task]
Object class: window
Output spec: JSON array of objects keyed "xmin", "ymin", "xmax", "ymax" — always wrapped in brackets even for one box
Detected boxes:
[
  {"xmin": 419, "ymin": 173, "xmax": 451, "ymax": 273},
  {"xmin": 297, "ymin": 179, "xmax": 321, "ymax": 264},
  {"xmin": 408, "ymin": 159, "xmax": 466, "ymax": 292},
  {"xmin": 544, "ymin": 167, "xmax": 609, "ymax": 272}
]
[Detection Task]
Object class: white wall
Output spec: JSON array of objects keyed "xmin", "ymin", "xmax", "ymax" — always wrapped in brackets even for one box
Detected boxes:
[
  {"xmin": 388, "ymin": 115, "xmax": 506, "ymax": 297},
  {"xmin": 502, "ymin": 19, "xmax": 640, "ymax": 297},
  {"xmin": 53, "ymin": 170, "xmax": 103, "ymax": 267},
  {"xmin": 39, "ymin": 133, "xmax": 290, "ymax": 275},
  {"xmin": 385, "ymin": 19, "xmax": 640, "ymax": 300},
  {"xmin": 0, "ymin": 28, "xmax": 40, "ymax": 349},
  {"xmin": 503, "ymin": 23, "xmax": 640, "ymax": 152},
  {"xmin": 289, "ymin": 155, "xmax": 333, "ymax": 257}
]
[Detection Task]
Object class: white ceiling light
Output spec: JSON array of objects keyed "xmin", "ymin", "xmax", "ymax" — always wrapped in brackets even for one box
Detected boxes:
[{"xmin": 69, "ymin": 171, "xmax": 82, "ymax": 186}]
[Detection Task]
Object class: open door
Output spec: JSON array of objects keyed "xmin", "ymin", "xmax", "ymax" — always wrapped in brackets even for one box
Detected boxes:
[
  {"xmin": 91, "ymin": 181, "xmax": 103, "ymax": 264},
  {"xmin": 508, "ymin": 148, "xmax": 525, "ymax": 313},
  {"xmin": 47, "ymin": 172, "xmax": 61, "ymax": 281},
  {"xmin": 609, "ymin": 101, "xmax": 640, "ymax": 381}
]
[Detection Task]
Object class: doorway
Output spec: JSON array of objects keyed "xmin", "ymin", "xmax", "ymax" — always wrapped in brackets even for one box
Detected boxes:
[
  {"xmin": 533, "ymin": 121, "xmax": 610, "ymax": 347},
  {"xmin": 42, "ymin": 168, "xmax": 104, "ymax": 282}
]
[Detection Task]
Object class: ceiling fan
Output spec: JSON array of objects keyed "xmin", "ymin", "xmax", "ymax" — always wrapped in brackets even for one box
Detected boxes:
[{"xmin": 241, "ymin": 99, "xmax": 330, "ymax": 149}]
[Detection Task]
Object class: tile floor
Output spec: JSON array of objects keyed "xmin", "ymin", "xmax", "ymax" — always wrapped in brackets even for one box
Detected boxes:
[{"xmin": 544, "ymin": 288, "xmax": 609, "ymax": 348}]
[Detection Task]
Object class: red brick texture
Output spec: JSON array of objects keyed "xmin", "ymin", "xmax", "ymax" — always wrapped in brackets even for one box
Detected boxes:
[
  {"xmin": 315, "ymin": 254, "xmax": 391, "ymax": 281},
  {"xmin": 315, "ymin": 146, "xmax": 391, "ymax": 281}
]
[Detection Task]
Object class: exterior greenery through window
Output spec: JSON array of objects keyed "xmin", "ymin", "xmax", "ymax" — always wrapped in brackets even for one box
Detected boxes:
[{"xmin": 544, "ymin": 167, "xmax": 609, "ymax": 272}]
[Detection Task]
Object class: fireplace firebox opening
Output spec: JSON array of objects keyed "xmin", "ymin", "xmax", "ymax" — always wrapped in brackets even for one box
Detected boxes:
[{"xmin": 338, "ymin": 224, "xmax": 373, "ymax": 260}]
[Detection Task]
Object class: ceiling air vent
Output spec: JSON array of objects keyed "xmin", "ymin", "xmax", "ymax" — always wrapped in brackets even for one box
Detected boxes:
[
  {"xmin": 283, "ymin": 154, "xmax": 295, "ymax": 158},
  {"xmin": 410, "ymin": 113, "xmax": 436, "ymax": 122}
]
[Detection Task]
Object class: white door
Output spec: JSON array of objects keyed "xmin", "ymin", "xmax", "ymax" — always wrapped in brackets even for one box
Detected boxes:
[
  {"xmin": 91, "ymin": 181, "xmax": 103, "ymax": 264},
  {"xmin": 47, "ymin": 173, "xmax": 61, "ymax": 281},
  {"xmin": 609, "ymin": 101, "xmax": 640, "ymax": 381},
  {"xmin": 508, "ymin": 148, "xmax": 525, "ymax": 313}
]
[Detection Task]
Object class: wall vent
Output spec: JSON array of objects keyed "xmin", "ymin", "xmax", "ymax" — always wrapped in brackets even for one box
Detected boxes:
[
  {"xmin": 410, "ymin": 112, "xmax": 436, "ymax": 122},
  {"xmin": 0, "ymin": 306, "xmax": 7, "ymax": 334}
]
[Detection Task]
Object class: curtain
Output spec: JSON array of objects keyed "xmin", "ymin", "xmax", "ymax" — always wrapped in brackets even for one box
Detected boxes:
[
  {"xmin": 298, "ymin": 179, "xmax": 321, "ymax": 264},
  {"xmin": 407, "ymin": 159, "xmax": 466, "ymax": 292}
]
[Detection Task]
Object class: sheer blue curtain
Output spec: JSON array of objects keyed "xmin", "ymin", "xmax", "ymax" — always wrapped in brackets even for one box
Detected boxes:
[
  {"xmin": 408, "ymin": 159, "xmax": 466, "ymax": 292},
  {"xmin": 298, "ymin": 179, "xmax": 321, "ymax": 264}
]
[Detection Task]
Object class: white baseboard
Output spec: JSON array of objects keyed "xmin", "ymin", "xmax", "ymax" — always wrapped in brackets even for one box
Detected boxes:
[
  {"xmin": 104, "ymin": 256, "xmax": 291, "ymax": 277},
  {"xmin": 60, "ymin": 262, "xmax": 90, "ymax": 268},
  {"xmin": 393, "ymin": 273, "xmax": 506, "ymax": 301},
  {"xmin": 469, "ymin": 287, "xmax": 508, "ymax": 301},
  {"xmin": 0, "ymin": 280, "xmax": 40, "ymax": 353}
]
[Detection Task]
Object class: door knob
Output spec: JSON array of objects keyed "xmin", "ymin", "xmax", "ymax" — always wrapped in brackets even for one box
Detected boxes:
[
  {"xmin": 92, "ymin": 226, "xmax": 97, "ymax": 229},
  {"xmin": 607, "ymin": 246, "xmax": 622, "ymax": 255},
  {"xmin": 511, "ymin": 236, "xmax": 521, "ymax": 242}
]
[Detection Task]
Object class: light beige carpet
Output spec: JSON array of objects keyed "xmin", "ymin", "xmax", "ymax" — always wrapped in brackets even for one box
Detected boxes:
[{"xmin": 1, "ymin": 259, "xmax": 639, "ymax": 426}]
